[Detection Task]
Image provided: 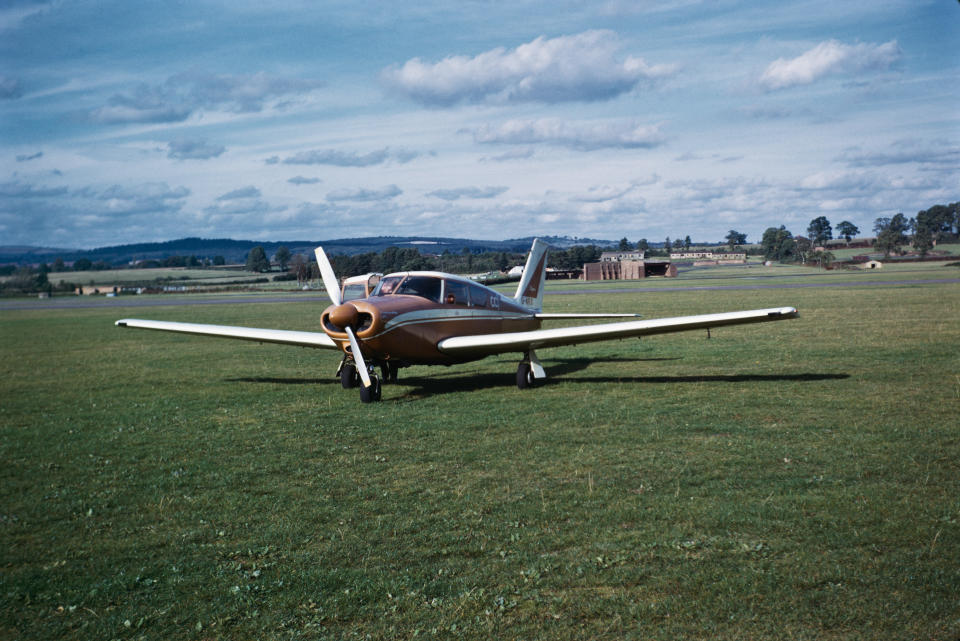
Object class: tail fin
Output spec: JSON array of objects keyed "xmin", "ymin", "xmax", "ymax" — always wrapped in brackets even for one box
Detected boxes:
[{"xmin": 513, "ymin": 238, "xmax": 549, "ymax": 312}]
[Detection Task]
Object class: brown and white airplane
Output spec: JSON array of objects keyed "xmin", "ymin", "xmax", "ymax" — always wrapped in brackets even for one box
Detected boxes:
[{"xmin": 116, "ymin": 239, "xmax": 798, "ymax": 403}]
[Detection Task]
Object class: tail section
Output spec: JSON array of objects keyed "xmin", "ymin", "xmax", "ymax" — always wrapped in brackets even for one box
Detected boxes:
[{"xmin": 513, "ymin": 238, "xmax": 549, "ymax": 312}]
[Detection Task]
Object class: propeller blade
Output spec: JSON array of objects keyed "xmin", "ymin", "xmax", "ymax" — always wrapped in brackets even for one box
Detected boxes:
[
  {"xmin": 345, "ymin": 326, "xmax": 372, "ymax": 388},
  {"xmin": 314, "ymin": 246, "xmax": 342, "ymax": 306}
]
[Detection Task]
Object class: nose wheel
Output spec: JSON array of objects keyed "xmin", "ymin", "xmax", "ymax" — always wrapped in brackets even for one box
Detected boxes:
[
  {"xmin": 359, "ymin": 374, "xmax": 382, "ymax": 403},
  {"xmin": 340, "ymin": 362, "xmax": 359, "ymax": 389}
]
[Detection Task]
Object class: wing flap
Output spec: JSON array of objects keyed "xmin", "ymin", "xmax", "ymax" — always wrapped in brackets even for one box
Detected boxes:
[
  {"xmin": 535, "ymin": 313, "xmax": 642, "ymax": 319},
  {"xmin": 438, "ymin": 307, "xmax": 797, "ymax": 357},
  {"xmin": 116, "ymin": 319, "xmax": 338, "ymax": 349}
]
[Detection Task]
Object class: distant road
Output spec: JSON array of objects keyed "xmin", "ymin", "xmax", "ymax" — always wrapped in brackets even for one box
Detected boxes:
[{"xmin": 1, "ymin": 278, "xmax": 958, "ymax": 311}]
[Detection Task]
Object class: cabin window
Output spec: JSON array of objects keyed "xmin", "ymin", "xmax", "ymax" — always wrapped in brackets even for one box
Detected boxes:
[
  {"xmin": 342, "ymin": 284, "xmax": 367, "ymax": 301},
  {"xmin": 467, "ymin": 282, "xmax": 491, "ymax": 308},
  {"xmin": 444, "ymin": 280, "xmax": 469, "ymax": 305},
  {"xmin": 394, "ymin": 276, "xmax": 442, "ymax": 303}
]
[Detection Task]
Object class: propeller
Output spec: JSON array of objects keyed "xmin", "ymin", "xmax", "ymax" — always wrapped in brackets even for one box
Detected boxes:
[{"xmin": 314, "ymin": 247, "xmax": 373, "ymax": 389}]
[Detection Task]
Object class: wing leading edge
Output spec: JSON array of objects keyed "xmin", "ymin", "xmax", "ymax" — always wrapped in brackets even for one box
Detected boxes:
[
  {"xmin": 438, "ymin": 307, "xmax": 798, "ymax": 358},
  {"xmin": 115, "ymin": 319, "xmax": 338, "ymax": 349}
]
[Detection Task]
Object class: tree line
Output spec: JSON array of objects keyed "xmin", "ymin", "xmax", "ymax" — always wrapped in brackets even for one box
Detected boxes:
[
  {"xmin": 4, "ymin": 201, "xmax": 957, "ymax": 294},
  {"xmin": 757, "ymin": 202, "xmax": 959, "ymax": 266}
]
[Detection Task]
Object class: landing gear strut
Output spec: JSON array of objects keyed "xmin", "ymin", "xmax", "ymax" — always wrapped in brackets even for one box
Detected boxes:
[{"xmin": 337, "ymin": 357, "xmax": 382, "ymax": 401}]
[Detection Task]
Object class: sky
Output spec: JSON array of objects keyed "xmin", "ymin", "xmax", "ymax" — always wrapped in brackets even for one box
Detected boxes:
[{"xmin": 1, "ymin": 0, "xmax": 958, "ymax": 249}]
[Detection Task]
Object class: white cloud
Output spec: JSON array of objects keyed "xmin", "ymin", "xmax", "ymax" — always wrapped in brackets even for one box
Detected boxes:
[
  {"xmin": 90, "ymin": 71, "xmax": 324, "ymax": 124},
  {"xmin": 167, "ymin": 138, "xmax": 226, "ymax": 160},
  {"xmin": 326, "ymin": 184, "xmax": 402, "ymax": 202},
  {"xmin": 836, "ymin": 140, "xmax": 960, "ymax": 169},
  {"xmin": 382, "ymin": 30, "xmax": 677, "ymax": 106},
  {"xmin": 0, "ymin": 181, "xmax": 68, "ymax": 198},
  {"xmin": 287, "ymin": 176, "xmax": 321, "ymax": 185},
  {"xmin": 469, "ymin": 118, "xmax": 665, "ymax": 150},
  {"xmin": 427, "ymin": 186, "xmax": 508, "ymax": 201},
  {"xmin": 217, "ymin": 186, "xmax": 261, "ymax": 201},
  {"xmin": 280, "ymin": 147, "xmax": 419, "ymax": 167},
  {"xmin": 760, "ymin": 40, "xmax": 900, "ymax": 90}
]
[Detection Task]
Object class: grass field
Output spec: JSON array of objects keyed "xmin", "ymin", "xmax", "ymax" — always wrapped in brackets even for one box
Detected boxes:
[{"xmin": 1, "ymin": 277, "xmax": 958, "ymax": 639}]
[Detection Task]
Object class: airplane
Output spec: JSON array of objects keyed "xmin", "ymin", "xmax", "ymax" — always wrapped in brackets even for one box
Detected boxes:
[{"xmin": 116, "ymin": 239, "xmax": 798, "ymax": 403}]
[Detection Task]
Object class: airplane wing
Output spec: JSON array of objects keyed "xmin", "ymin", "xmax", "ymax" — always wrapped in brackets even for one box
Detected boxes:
[
  {"xmin": 115, "ymin": 319, "xmax": 338, "ymax": 349},
  {"xmin": 438, "ymin": 307, "xmax": 798, "ymax": 358}
]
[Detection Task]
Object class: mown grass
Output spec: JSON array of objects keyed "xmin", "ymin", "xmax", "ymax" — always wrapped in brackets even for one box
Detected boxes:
[{"xmin": 1, "ymin": 280, "xmax": 958, "ymax": 640}]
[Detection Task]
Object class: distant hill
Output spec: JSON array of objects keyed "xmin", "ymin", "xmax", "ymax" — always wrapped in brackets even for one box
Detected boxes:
[{"xmin": 0, "ymin": 235, "xmax": 617, "ymax": 266}]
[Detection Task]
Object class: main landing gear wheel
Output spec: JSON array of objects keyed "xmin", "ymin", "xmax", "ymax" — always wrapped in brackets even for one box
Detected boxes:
[
  {"xmin": 359, "ymin": 375, "xmax": 382, "ymax": 403},
  {"xmin": 340, "ymin": 363, "xmax": 359, "ymax": 389},
  {"xmin": 516, "ymin": 362, "xmax": 536, "ymax": 389}
]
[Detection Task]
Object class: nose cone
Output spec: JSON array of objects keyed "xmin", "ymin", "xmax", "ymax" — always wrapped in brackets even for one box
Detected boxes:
[{"xmin": 329, "ymin": 302, "xmax": 359, "ymax": 329}]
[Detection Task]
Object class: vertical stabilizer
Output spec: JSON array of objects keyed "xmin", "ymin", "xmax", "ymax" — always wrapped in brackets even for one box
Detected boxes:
[{"xmin": 513, "ymin": 238, "xmax": 549, "ymax": 312}]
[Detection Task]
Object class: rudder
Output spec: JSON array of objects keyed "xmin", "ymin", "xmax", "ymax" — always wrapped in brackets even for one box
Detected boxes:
[{"xmin": 513, "ymin": 238, "xmax": 549, "ymax": 312}]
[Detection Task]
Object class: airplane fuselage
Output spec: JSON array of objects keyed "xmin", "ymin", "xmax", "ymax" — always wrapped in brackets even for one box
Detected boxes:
[{"xmin": 321, "ymin": 287, "xmax": 540, "ymax": 365}]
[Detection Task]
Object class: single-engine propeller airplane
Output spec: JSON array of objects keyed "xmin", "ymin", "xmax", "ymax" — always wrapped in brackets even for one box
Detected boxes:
[{"xmin": 116, "ymin": 239, "xmax": 798, "ymax": 403}]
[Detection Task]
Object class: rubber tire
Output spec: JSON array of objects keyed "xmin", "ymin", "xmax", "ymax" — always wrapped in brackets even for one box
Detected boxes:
[
  {"xmin": 359, "ymin": 376, "xmax": 382, "ymax": 403},
  {"xmin": 340, "ymin": 363, "xmax": 359, "ymax": 389},
  {"xmin": 516, "ymin": 362, "xmax": 535, "ymax": 389}
]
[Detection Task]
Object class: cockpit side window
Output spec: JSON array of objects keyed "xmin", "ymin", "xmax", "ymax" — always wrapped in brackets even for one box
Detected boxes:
[
  {"xmin": 342, "ymin": 284, "xmax": 367, "ymax": 301},
  {"xmin": 394, "ymin": 276, "xmax": 442, "ymax": 303},
  {"xmin": 467, "ymin": 282, "xmax": 491, "ymax": 308},
  {"xmin": 444, "ymin": 279, "xmax": 469, "ymax": 305},
  {"xmin": 372, "ymin": 275, "xmax": 404, "ymax": 296}
]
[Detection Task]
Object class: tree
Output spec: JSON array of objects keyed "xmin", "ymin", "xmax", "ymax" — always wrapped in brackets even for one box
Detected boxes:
[
  {"xmin": 245, "ymin": 246, "xmax": 270, "ymax": 272},
  {"xmin": 618, "ymin": 237, "xmax": 630, "ymax": 251},
  {"xmin": 73, "ymin": 258, "xmax": 92, "ymax": 271},
  {"xmin": 873, "ymin": 215, "xmax": 908, "ymax": 258},
  {"xmin": 808, "ymin": 249, "xmax": 834, "ymax": 270},
  {"xmin": 53, "ymin": 257, "xmax": 65, "ymax": 272},
  {"xmin": 836, "ymin": 221, "xmax": 859, "ymax": 244},
  {"xmin": 794, "ymin": 236, "xmax": 813, "ymax": 264},
  {"xmin": 761, "ymin": 226, "xmax": 795, "ymax": 262},
  {"xmin": 806, "ymin": 216, "xmax": 833, "ymax": 246},
  {"xmin": 213, "ymin": 255, "xmax": 226, "ymax": 266},
  {"xmin": 636, "ymin": 239, "xmax": 649, "ymax": 252},
  {"xmin": 664, "ymin": 237, "xmax": 672, "ymax": 253},
  {"xmin": 275, "ymin": 245, "xmax": 291, "ymax": 271},
  {"xmin": 684, "ymin": 235, "xmax": 692, "ymax": 251},
  {"xmin": 725, "ymin": 230, "xmax": 747, "ymax": 252},
  {"xmin": 911, "ymin": 215, "xmax": 934, "ymax": 257}
]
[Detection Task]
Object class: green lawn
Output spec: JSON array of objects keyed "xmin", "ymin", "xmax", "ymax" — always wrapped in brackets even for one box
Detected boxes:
[{"xmin": 1, "ymin": 280, "xmax": 958, "ymax": 639}]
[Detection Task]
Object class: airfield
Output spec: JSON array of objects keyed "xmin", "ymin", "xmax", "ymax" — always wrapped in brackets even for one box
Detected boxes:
[{"xmin": 2, "ymin": 262, "xmax": 958, "ymax": 639}]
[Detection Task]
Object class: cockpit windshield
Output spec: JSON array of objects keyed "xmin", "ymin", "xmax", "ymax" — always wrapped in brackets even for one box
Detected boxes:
[
  {"xmin": 395, "ymin": 276, "xmax": 442, "ymax": 303},
  {"xmin": 372, "ymin": 276, "xmax": 403, "ymax": 296},
  {"xmin": 371, "ymin": 275, "xmax": 443, "ymax": 303}
]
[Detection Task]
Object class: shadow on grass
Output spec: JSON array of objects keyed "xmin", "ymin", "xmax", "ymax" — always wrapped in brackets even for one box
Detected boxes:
[
  {"xmin": 226, "ymin": 376, "xmax": 335, "ymax": 385},
  {"xmin": 395, "ymin": 356, "xmax": 849, "ymax": 399},
  {"xmin": 225, "ymin": 361, "xmax": 849, "ymax": 398}
]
